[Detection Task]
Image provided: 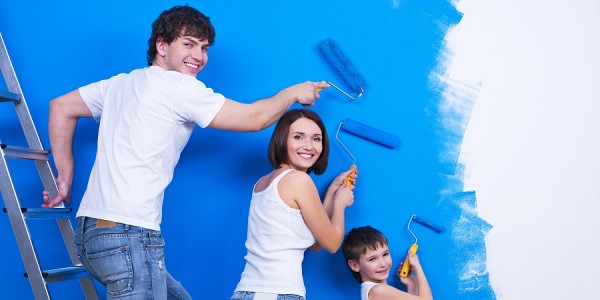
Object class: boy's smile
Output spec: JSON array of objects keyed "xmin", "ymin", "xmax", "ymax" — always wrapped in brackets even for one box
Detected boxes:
[{"xmin": 349, "ymin": 244, "xmax": 392, "ymax": 283}]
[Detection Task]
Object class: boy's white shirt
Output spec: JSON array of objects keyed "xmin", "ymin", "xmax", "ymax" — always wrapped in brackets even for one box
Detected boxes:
[{"xmin": 361, "ymin": 281, "xmax": 379, "ymax": 300}]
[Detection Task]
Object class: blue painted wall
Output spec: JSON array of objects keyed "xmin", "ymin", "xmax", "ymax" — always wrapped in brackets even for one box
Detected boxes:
[{"xmin": 0, "ymin": 1, "xmax": 493, "ymax": 299}]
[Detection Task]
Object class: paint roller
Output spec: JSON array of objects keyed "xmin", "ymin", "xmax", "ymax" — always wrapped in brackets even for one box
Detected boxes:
[
  {"xmin": 399, "ymin": 215, "xmax": 444, "ymax": 278},
  {"xmin": 336, "ymin": 119, "xmax": 400, "ymax": 186},
  {"xmin": 315, "ymin": 38, "xmax": 366, "ymax": 100}
]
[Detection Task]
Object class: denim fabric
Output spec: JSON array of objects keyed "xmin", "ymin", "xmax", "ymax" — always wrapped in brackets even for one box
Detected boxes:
[
  {"xmin": 75, "ymin": 217, "xmax": 191, "ymax": 300},
  {"xmin": 231, "ymin": 291, "xmax": 306, "ymax": 300}
]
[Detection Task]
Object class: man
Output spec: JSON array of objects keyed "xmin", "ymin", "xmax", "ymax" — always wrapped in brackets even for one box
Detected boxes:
[{"xmin": 42, "ymin": 5, "xmax": 328, "ymax": 299}]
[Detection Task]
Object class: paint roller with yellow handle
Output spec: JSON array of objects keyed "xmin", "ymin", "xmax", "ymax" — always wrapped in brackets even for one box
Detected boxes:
[
  {"xmin": 315, "ymin": 81, "xmax": 326, "ymax": 92},
  {"xmin": 345, "ymin": 164, "xmax": 357, "ymax": 187},
  {"xmin": 399, "ymin": 215, "xmax": 419, "ymax": 278},
  {"xmin": 335, "ymin": 121, "xmax": 357, "ymax": 187},
  {"xmin": 399, "ymin": 243, "xmax": 419, "ymax": 278},
  {"xmin": 398, "ymin": 215, "xmax": 444, "ymax": 278},
  {"xmin": 316, "ymin": 81, "xmax": 364, "ymax": 100},
  {"xmin": 335, "ymin": 119, "xmax": 400, "ymax": 186}
]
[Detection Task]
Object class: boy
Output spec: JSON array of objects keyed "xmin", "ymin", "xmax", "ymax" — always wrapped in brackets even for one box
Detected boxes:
[{"xmin": 342, "ymin": 226, "xmax": 433, "ymax": 300}]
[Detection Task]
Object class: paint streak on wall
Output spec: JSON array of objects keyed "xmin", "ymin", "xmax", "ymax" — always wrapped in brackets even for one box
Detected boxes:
[{"xmin": 426, "ymin": 5, "xmax": 496, "ymax": 298}]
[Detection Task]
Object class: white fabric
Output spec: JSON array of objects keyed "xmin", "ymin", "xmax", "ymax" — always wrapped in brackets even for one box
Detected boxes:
[
  {"xmin": 76, "ymin": 66, "xmax": 225, "ymax": 230},
  {"xmin": 252, "ymin": 293, "xmax": 278, "ymax": 300},
  {"xmin": 234, "ymin": 169, "xmax": 316, "ymax": 297},
  {"xmin": 361, "ymin": 282, "xmax": 379, "ymax": 300}
]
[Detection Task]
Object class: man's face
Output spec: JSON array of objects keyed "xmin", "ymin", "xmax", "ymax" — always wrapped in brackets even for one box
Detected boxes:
[{"xmin": 155, "ymin": 35, "xmax": 209, "ymax": 77}]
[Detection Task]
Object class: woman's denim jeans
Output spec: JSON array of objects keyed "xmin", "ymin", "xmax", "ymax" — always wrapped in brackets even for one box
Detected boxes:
[
  {"xmin": 75, "ymin": 216, "xmax": 191, "ymax": 299},
  {"xmin": 231, "ymin": 291, "xmax": 305, "ymax": 300}
]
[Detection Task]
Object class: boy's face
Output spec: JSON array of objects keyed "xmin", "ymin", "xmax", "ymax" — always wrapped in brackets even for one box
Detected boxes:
[{"xmin": 348, "ymin": 243, "xmax": 392, "ymax": 283}]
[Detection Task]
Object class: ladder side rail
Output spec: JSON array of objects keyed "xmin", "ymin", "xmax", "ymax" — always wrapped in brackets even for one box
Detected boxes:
[
  {"xmin": 56, "ymin": 217, "xmax": 99, "ymax": 300},
  {"xmin": 0, "ymin": 33, "xmax": 45, "ymax": 151},
  {"xmin": 0, "ymin": 151, "xmax": 51, "ymax": 299},
  {"xmin": 1, "ymin": 34, "xmax": 64, "ymax": 206},
  {"xmin": 56, "ymin": 218, "xmax": 79, "ymax": 266},
  {"xmin": 35, "ymin": 159, "xmax": 64, "ymax": 208},
  {"xmin": 1, "ymin": 33, "xmax": 99, "ymax": 299},
  {"xmin": 80, "ymin": 277, "xmax": 99, "ymax": 300},
  {"xmin": 2, "ymin": 152, "xmax": 97, "ymax": 299},
  {"xmin": 0, "ymin": 32, "xmax": 59, "ymax": 206}
]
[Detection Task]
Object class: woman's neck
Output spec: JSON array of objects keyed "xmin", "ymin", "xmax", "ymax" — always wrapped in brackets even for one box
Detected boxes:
[{"xmin": 278, "ymin": 164, "xmax": 306, "ymax": 172}]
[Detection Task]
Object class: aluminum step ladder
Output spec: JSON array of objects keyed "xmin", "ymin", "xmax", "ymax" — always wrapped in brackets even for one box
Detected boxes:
[{"xmin": 0, "ymin": 32, "xmax": 98, "ymax": 300}]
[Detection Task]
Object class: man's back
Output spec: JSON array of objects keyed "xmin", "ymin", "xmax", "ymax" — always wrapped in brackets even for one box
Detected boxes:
[{"xmin": 76, "ymin": 66, "xmax": 225, "ymax": 230}]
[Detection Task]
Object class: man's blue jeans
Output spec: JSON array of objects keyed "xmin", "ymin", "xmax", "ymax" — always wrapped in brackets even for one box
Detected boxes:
[{"xmin": 75, "ymin": 216, "xmax": 191, "ymax": 299}]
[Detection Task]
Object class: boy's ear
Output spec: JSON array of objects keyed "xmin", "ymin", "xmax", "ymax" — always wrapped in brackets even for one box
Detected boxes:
[{"xmin": 347, "ymin": 260, "xmax": 360, "ymax": 273}]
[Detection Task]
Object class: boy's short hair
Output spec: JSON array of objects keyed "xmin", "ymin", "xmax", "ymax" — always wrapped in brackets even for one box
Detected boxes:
[
  {"xmin": 342, "ymin": 226, "xmax": 389, "ymax": 283},
  {"xmin": 147, "ymin": 5, "xmax": 216, "ymax": 65}
]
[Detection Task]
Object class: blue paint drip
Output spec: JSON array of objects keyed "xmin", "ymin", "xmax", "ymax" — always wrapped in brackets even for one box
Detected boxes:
[
  {"xmin": 434, "ymin": 165, "xmax": 497, "ymax": 299},
  {"xmin": 450, "ymin": 191, "xmax": 495, "ymax": 297}
]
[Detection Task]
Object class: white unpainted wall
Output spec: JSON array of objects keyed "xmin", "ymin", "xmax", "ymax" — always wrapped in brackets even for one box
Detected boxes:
[{"xmin": 447, "ymin": 0, "xmax": 600, "ymax": 299}]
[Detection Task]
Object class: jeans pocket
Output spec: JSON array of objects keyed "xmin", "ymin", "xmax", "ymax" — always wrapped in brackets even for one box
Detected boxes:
[
  {"xmin": 84, "ymin": 245, "xmax": 133, "ymax": 296},
  {"xmin": 145, "ymin": 232, "xmax": 165, "ymax": 250},
  {"xmin": 278, "ymin": 295, "xmax": 304, "ymax": 300},
  {"xmin": 145, "ymin": 231, "xmax": 166, "ymax": 270}
]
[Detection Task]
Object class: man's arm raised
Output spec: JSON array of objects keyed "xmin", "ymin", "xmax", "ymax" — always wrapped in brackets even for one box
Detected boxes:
[{"xmin": 208, "ymin": 81, "xmax": 328, "ymax": 131}]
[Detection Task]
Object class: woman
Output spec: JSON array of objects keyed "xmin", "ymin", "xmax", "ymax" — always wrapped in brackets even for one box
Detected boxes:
[{"xmin": 232, "ymin": 109, "xmax": 357, "ymax": 300}]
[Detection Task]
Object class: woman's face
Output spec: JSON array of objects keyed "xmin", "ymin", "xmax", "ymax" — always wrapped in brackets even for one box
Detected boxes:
[{"xmin": 285, "ymin": 117, "xmax": 323, "ymax": 172}]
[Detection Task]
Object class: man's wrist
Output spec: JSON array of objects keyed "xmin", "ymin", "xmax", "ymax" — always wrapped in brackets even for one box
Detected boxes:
[{"xmin": 279, "ymin": 87, "xmax": 297, "ymax": 104}]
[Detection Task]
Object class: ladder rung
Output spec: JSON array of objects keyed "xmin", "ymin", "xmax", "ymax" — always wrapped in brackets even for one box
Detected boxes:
[
  {"xmin": 25, "ymin": 266, "xmax": 91, "ymax": 283},
  {"xmin": 0, "ymin": 90, "xmax": 20, "ymax": 102},
  {"xmin": 1, "ymin": 144, "xmax": 49, "ymax": 160},
  {"xmin": 3, "ymin": 207, "xmax": 72, "ymax": 219}
]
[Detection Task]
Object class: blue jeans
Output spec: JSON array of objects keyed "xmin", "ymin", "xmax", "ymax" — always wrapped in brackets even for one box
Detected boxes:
[
  {"xmin": 75, "ymin": 216, "xmax": 191, "ymax": 299},
  {"xmin": 231, "ymin": 291, "xmax": 305, "ymax": 300}
]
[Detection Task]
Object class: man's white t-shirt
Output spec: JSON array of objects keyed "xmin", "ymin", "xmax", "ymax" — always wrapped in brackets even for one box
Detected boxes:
[{"xmin": 76, "ymin": 66, "xmax": 225, "ymax": 231}]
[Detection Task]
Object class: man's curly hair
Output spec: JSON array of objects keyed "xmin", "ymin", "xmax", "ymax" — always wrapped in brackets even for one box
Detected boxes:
[{"xmin": 147, "ymin": 5, "xmax": 216, "ymax": 66}]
